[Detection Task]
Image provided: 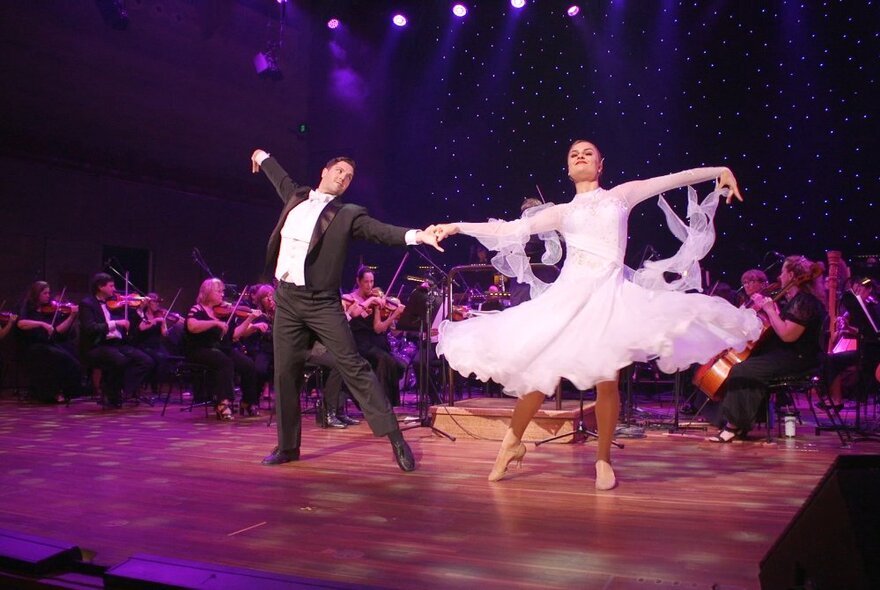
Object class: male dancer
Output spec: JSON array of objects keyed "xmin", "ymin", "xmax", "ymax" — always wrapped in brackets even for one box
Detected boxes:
[{"xmin": 252, "ymin": 149, "xmax": 442, "ymax": 471}]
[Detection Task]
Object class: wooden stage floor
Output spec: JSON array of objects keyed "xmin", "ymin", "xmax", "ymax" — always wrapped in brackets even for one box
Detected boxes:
[{"xmin": 0, "ymin": 393, "xmax": 875, "ymax": 589}]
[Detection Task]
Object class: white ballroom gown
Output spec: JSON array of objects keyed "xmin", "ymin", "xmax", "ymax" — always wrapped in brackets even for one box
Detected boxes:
[{"xmin": 437, "ymin": 168, "xmax": 763, "ymax": 397}]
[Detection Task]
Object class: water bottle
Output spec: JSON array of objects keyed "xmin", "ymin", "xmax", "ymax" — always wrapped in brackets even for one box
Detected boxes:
[{"xmin": 784, "ymin": 413, "xmax": 797, "ymax": 438}]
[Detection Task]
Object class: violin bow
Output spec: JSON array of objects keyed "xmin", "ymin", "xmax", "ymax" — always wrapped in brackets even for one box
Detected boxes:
[
  {"xmin": 162, "ymin": 288, "xmax": 182, "ymax": 324},
  {"xmin": 386, "ymin": 251, "xmax": 410, "ymax": 295},
  {"xmin": 535, "ymin": 184, "xmax": 546, "ymax": 203},
  {"xmin": 225, "ymin": 285, "xmax": 249, "ymax": 329},
  {"xmin": 123, "ymin": 272, "xmax": 130, "ymax": 328},
  {"xmin": 49, "ymin": 286, "xmax": 67, "ymax": 339}
]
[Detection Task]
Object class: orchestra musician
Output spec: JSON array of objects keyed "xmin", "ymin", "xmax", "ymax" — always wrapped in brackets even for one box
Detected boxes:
[
  {"xmin": 822, "ymin": 277, "xmax": 880, "ymax": 410},
  {"xmin": 183, "ymin": 278, "xmax": 261, "ymax": 420},
  {"xmin": 16, "ymin": 281, "xmax": 83, "ymax": 403},
  {"xmin": 237, "ymin": 283, "xmax": 276, "ymax": 414},
  {"xmin": 79, "ymin": 273, "xmax": 154, "ymax": 408},
  {"xmin": 251, "ymin": 148, "xmax": 442, "ymax": 471},
  {"xmin": 708, "ymin": 255, "xmax": 827, "ymax": 442},
  {"xmin": 134, "ymin": 293, "xmax": 175, "ymax": 394},
  {"xmin": 432, "ymin": 140, "xmax": 759, "ymax": 489},
  {"xmin": 345, "ymin": 266, "xmax": 407, "ymax": 407},
  {"xmin": 738, "ymin": 268, "xmax": 771, "ymax": 306}
]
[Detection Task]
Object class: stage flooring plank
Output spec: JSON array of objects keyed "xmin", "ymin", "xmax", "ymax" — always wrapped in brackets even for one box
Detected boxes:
[{"xmin": 0, "ymin": 397, "xmax": 871, "ymax": 589}]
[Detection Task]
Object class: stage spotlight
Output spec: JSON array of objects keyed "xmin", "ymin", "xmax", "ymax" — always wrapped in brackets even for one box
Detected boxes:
[
  {"xmin": 452, "ymin": 4, "xmax": 468, "ymax": 17},
  {"xmin": 392, "ymin": 14, "xmax": 407, "ymax": 27},
  {"xmin": 253, "ymin": 45, "xmax": 282, "ymax": 81},
  {"xmin": 567, "ymin": 5, "xmax": 580, "ymax": 17},
  {"xmin": 327, "ymin": 18, "xmax": 340, "ymax": 29},
  {"xmin": 510, "ymin": 0, "xmax": 526, "ymax": 9}
]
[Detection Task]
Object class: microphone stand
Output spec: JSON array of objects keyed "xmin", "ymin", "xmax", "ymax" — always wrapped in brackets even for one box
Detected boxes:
[
  {"xmin": 192, "ymin": 248, "xmax": 239, "ymax": 298},
  {"xmin": 401, "ymin": 249, "xmax": 455, "ymax": 440}
]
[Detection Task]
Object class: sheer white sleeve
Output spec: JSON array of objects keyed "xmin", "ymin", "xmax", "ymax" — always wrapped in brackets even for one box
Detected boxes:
[
  {"xmin": 457, "ymin": 203, "xmax": 564, "ymax": 299},
  {"xmin": 628, "ymin": 184, "xmax": 728, "ymax": 293},
  {"xmin": 616, "ymin": 167, "xmax": 727, "ymax": 208}
]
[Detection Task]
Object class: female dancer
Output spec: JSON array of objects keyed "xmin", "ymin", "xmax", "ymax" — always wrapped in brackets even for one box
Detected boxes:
[{"xmin": 434, "ymin": 140, "xmax": 762, "ymax": 490}]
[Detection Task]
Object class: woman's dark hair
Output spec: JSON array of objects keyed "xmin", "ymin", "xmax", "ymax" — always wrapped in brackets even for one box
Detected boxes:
[
  {"xmin": 355, "ymin": 266, "xmax": 374, "ymax": 282},
  {"xmin": 26, "ymin": 281, "xmax": 50, "ymax": 309}
]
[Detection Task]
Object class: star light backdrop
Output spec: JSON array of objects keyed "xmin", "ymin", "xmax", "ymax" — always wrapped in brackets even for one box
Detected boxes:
[{"xmin": 309, "ymin": 0, "xmax": 878, "ymax": 286}]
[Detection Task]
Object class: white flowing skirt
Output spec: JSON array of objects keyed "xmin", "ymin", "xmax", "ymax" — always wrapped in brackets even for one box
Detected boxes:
[{"xmin": 437, "ymin": 260, "xmax": 762, "ymax": 398}]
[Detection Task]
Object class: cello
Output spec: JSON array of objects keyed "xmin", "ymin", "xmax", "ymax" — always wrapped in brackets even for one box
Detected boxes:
[{"xmin": 692, "ymin": 263, "xmax": 823, "ymax": 400}]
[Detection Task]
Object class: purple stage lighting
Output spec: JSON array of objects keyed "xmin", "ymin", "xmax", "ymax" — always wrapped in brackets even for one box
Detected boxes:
[
  {"xmin": 510, "ymin": 0, "xmax": 526, "ymax": 8},
  {"xmin": 567, "ymin": 5, "xmax": 580, "ymax": 17},
  {"xmin": 327, "ymin": 18, "xmax": 340, "ymax": 29},
  {"xmin": 392, "ymin": 14, "xmax": 407, "ymax": 27},
  {"xmin": 452, "ymin": 4, "xmax": 468, "ymax": 17}
]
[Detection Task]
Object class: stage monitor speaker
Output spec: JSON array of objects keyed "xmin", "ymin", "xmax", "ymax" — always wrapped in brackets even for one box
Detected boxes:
[
  {"xmin": 759, "ymin": 454, "xmax": 880, "ymax": 590},
  {"xmin": 0, "ymin": 529, "xmax": 83, "ymax": 576},
  {"xmin": 105, "ymin": 553, "xmax": 380, "ymax": 589}
]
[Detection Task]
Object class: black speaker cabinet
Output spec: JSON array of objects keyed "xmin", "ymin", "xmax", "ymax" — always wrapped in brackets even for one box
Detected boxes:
[
  {"xmin": 0, "ymin": 529, "xmax": 83, "ymax": 576},
  {"xmin": 760, "ymin": 454, "xmax": 880, "ymax": 590}
]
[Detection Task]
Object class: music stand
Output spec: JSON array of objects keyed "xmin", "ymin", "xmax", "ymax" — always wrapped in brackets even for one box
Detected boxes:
[{"xmin": 400, "ymin": 262, "xmax": 455, "ymax": 441}]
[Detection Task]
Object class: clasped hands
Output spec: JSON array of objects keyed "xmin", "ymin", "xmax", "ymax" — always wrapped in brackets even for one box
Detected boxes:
[{"xmin": 417, "ymin": 223, "xmax": 460, "ymax": 252}]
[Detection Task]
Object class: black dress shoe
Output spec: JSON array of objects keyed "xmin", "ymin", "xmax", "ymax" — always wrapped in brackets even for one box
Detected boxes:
[
  {"xmin": 261, "ymin": 447, "xmax": 300, "ymax": 465},
  {"xmin": 324, "ymin": 413, "xmax": 347, "ymax": 429},
  {"xmin": 336, "ymin": 413, "xmax": 361, "ymax": 426},
  {"xmin": 390, "ymin": 439, "xmax": 416, "ymax": 472}
]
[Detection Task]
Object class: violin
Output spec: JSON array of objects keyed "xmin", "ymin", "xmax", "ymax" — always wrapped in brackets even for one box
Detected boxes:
[
  {"xmin": 158, "ymin": 309, "xmax": 184, "ymax": 324},
  {"xmin": 370, "ymin": 287, "xmax": 403, "ymax": 320},
  {"xmin": 106, "ymin": 294, "xmax": 148, "ymax": 310},
  {"xmin": 38, "ymin": 301, "xmax": 79, "ymax": 315},
  {"xmin": 213, "ymin": 302, "xmax": 261, "ymax": 319}
]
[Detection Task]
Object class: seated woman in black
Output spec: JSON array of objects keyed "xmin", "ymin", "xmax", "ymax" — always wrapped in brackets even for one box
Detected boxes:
[
  {"xmin": 15, "ymin": 281, "xmax": 83, "ymax": 403},
  {"xmin": 709, "ymin": 255, "xmax": 826, "ymax": 442},
  {"xmin": 346, "ymin": 267, "xmax": 406, "ymax": 406},
  {"xmin": 184, "ymin": 278, "xmax": 261, "ymax": 420},
  {"xmin": 237, "ymin": 284, "xmax": 274, "ymax": 411}
]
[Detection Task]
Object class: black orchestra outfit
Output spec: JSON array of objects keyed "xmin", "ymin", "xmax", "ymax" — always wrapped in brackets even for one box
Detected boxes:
[
  {"xmin": 349, "ymin": 310, "xmax": 404, "ymax": 407},
  {"xmin": 258, "ymin": 155, "xmax": 414, "ymax": 470},
  {"xmin": 78, "ymin": 296, "xmax": 154, "ymax": 406},
  {"xmin": 824, "ymin": 291, "xmax": 880, "ymax": 406},
  {"xmin": 132, "ymin": 313, "xmax": 173, "ymax": 392},
  {"xmin": 16, "ymin": 305, "xmax": 83, "ymax": 403},
  {"xmin": 239, "ymin": 313, "xmax": 274, "ymax": 399},
  {"xmin": 182, "ymin": 305, "xmax": 260, "ymax": 410},
  {"xmin": 719, "ymin": 291, "xmax": 826, "ymax": 433}
]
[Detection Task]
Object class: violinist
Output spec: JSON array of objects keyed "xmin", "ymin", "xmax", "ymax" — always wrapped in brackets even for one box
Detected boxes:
[
  {"xmin": 79, "ymin": 273, "xmax": 154, "ymax": 408},
  {"xmin": 134, "ymin": 293, "xmax": 176, "ymax": 394},
  {"xmin": 709, "ymin": 256, "xmax": 827, "ymax": 442},
  {"xmin": 238, "ymin": 283, "xmax": 275, "ymax": 408},
  {"xmin": 346, "ymin": 266, "xmax": 407, "ymax": 406},
  {"xmin": 15, "ymin": 281, "xmax": 83, "ymax": 403},
  {"xmin": 183, "ymin": 278, "xmax": 261, "ymax": 420}
]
